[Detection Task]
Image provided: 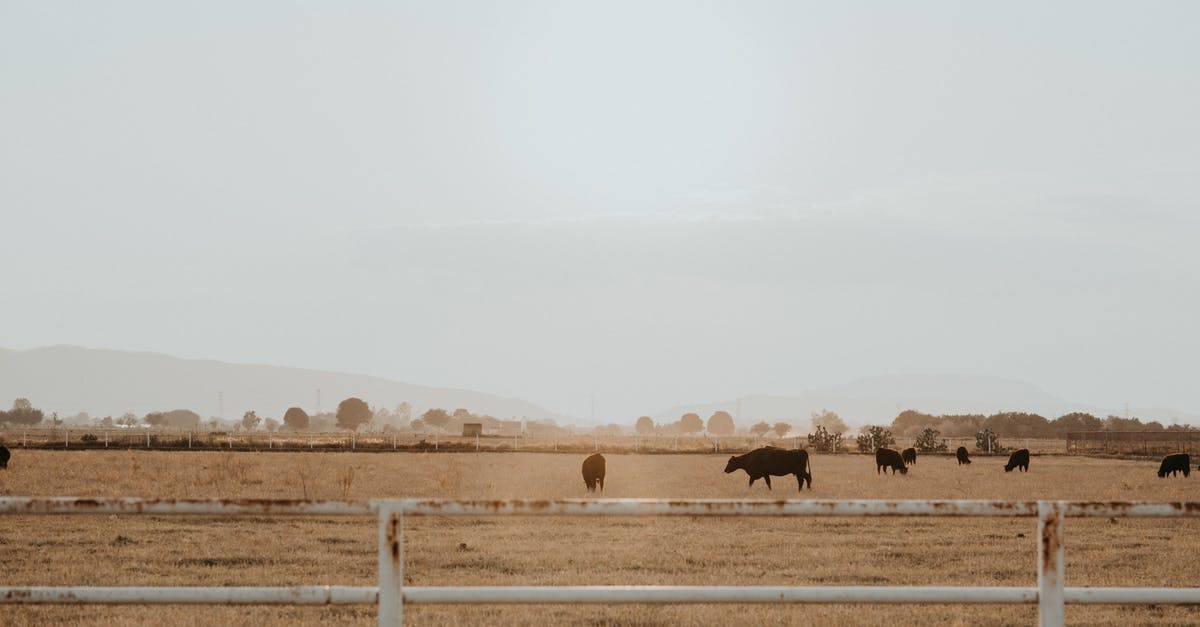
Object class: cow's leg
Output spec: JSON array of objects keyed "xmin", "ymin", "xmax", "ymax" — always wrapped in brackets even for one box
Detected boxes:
[
  {"xmin": 749, "ymin": 476, "xmax": 756, "ymax": 487},
  {"xmin": 763, "ymin": 475, "xmax": 772, "ymax": 490},
  {"xmin": 599, "ymin": 476, "xmax": 604, "ymax": 491}
]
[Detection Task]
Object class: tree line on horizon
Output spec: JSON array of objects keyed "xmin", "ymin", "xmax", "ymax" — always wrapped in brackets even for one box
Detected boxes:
[{"xmin": 1, "ymin": 397, "xmax": 1194, "ymax": 443}]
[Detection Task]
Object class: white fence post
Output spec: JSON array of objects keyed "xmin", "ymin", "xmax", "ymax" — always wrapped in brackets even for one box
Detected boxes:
[
  {"xmin": 1038, "ymin": 500, "xmax": 1065, "ymax": 627},
  {"xmin": 188, "ymin": 432, "xmax": 192, "ymax": 449},
  {"xmin": 65, "ymin": 430, "xmax": 69, "ymax": 448},
  {"xmin": 147, "ymin": 432, "xmax": 151, "ymax": 448},
  {"xmin": 228, "ymin": 433, "xmax": 232, "ymax": 449},
  {"xmin": 475, "ymin": 434, "xmax": 479, "ymax": 451},
  {"xmin": 377, "ymin": 503, "xmax": 403, "ymax": 626},
  {"xmin": 393, "ymin": 433, "xmax": 397, "ymax": 451},
  {"xmin": 104, "ymin": 431, "xmax": 108, "ymax": 448}
]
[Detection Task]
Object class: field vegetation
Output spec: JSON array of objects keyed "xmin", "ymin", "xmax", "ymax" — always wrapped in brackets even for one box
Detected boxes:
[{"xmin": 0, "ymin": 450, "xmax": 1198, "ymax": 625}]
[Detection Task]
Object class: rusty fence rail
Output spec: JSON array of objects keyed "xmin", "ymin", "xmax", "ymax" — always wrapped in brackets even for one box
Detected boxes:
[{"xmin": 2, "ymin": 499, "xmax": 1200, "ymax": 626}]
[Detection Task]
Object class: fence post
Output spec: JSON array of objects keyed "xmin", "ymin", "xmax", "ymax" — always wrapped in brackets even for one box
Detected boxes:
[
  {"xmin": 475, "ymin": 433, "xmax": 479, "ymax": 451},
  {"xmin": 377, "ymin": 502, "xmax": 404, "ymax": 626},
  {"xmin": 309, "ymin": 433, "xmax": 313, "ymax": 450},
  {"xmin": 65, "ymin": 429, "xmax": 69, "ymax": 448},
  {"xmin": 188, "ymin": 432, "xmax": 192, "ymax": 449},
  {"xmin": 22, "ymin": 431, "xmax": 26, "ymax": 447},
  {"xmin": 147, "ymin": 431, "xmax": 151, "ymax": 448},
  {"xmin": 352, "ymin": 433, "xmax": 356, "ymax": 451},
  {"xmin": 435, "ymin": 432, "xmax": 438, "ymax": 450},
  {"xmin": 228, "ymin": 433, "xmax": 232, "ymax": 449},
  {"xmin": 393, "ymin": 433, "xmax": 397, "ymax": 451},
  {"xmin": 1037, "ymin": 500, "xmax": 1065, "ymax": 627},
  {"xmin": 104, "ymin": 431, "xmax": 108, "ymax": 448}
]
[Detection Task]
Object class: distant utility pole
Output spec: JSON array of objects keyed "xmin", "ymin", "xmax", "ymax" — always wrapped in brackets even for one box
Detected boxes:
[{"xmin": 316, "ymin": 388, "xmax": 322, "ymax": 416}]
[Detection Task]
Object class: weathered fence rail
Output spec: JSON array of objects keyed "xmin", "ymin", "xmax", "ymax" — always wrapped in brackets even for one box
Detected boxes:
[
  {"xmin": 3, "ymin": 498, "xmax": 1199, "ymax": 626},
  {"xmin": 1067, "ymin": 430, "xmax": 1200, "ymax": 456}
]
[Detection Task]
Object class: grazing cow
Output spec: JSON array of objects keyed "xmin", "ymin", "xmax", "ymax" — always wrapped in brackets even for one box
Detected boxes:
[
  {"xmin": 876, "ymin": 447, "xmax": 908, "ymax": 475},
  {"xmin": 582, "ymin": 453, "xmax": 606, "ymax": 492},
  {"xmin": 1004, "ymin": 449, "xmax": 1030, "ymax": 473},
  {"xmin": 0, "ymin": 445, "xmax": 8, "ymax": 469},
  {"xmin": 1157, "ymin": 453, "xmax": 1190, "ymax": 478},
  {"xmin": 956, "ymin": 446, "xmax": 972, "ymax": 465},
  {"xmin": 901, "ymin": 447, "xmax": 917, "ymax": 466},
  {"xmin": 724, "ymin": 446, "xmax": 812, "ymax": 491}
]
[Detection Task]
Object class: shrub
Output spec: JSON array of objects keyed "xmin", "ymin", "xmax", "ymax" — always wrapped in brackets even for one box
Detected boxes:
[
  {"xmin": 975, "ymin": 428, "xmax": 1001, "ymax": 453},
  {"xmin": 80, "ymin": 433, "xmax": 98, "ymax": 443},
  {"xmin": 914, "ymin": 427, "xmax": 948, "ymax": 453},
  {"xmin": 808, "ymin": 426, "xmax": 844, "ymax": 453},
  {"xmin": 855, "ymin": 426, "xmax": 895, "ymax": 453}
]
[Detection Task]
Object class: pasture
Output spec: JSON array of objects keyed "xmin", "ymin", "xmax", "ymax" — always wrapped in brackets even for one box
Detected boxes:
[{"xmin": 0, "ymin": 450, "xmax": 1197, "ymax": 625}]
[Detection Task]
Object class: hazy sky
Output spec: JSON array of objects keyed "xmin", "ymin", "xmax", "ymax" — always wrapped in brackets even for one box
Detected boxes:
[{"xmin": 2, "ymin": 2, "xmax": 1198, "ymax": 420}]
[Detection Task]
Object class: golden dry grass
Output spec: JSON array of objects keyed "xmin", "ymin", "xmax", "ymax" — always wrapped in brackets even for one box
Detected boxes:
[{"xmin": 0, "ymin": 450, "xmax": 1198, "ymax": 626}]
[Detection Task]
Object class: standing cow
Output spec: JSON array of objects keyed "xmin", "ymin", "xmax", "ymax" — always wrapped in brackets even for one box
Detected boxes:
[
  {"xmin": 582, "ymin": 453, "xmax": 606, "ymax": 492},
  {"xmin": 1157, "ymin": 453, "xmax": 1190, "ymax": 478},
  {"xmin": 724, "ymin": 446, "xmax": 812, "ymax": 491},
  {"xmin": 1004, "ymin": 449, "xmax": 1030, "ymax": 473},
  {"xmin": 955, "ymin": 446, "xmax": 971, "ymax": 465},
  {"xmin": 876, "ymin": 448, "xmax": 908, "ymax": 475},
  {"xmin": 0, "ymin": 445, "xmax": 9, "ymax": 469},
  {"xmin": 901, "ymin": 447, "xmax": 917, "ymax": 466}
]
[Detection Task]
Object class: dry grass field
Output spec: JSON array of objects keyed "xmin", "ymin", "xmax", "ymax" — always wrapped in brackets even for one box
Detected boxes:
[{"xmin": 1, "ymin": 449, "xmax": 1198, "ymax": 626}]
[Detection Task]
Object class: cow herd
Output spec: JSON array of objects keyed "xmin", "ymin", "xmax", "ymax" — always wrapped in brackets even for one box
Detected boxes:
[
  {"xmin": 579, "ymin": 445, "xmax": 1200, "ymax": 491},
  {"xmin": 579, "ymin": 445, "xmax": 1052, "ymax": 493}
]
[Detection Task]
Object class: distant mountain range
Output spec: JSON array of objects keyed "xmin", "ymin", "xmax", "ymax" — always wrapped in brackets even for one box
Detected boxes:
[
  {"xmin": 5, "ymin": 347, "xmax": 1197, "ymax": 430},
  {"xmin": 0, "ymin": 346, "xmax": 560, "ymax": 421},
  {"xmin": 655, "ymin": 374, "xmax": 1200, "ymax": 429}
]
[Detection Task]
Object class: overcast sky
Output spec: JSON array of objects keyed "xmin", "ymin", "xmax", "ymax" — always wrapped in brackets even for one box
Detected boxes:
[{"xmin": 2, "ymin": 2, "xmax": 1198, "ymax": 421}]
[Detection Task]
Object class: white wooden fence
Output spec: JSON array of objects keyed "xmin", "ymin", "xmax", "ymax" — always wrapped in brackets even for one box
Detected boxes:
[{"xmin": 2, "ymin": 498, "xmax": 1200, "ymax": 626}]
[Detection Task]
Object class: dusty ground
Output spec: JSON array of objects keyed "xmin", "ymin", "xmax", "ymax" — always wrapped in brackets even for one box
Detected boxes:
[{"xmin": 0, "ymin": 450, "xmax": 1197, "ymax": 625}]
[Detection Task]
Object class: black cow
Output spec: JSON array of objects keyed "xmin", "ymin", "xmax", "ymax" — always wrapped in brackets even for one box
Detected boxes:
[
  {"xmin": 0, "ymin": 445, "xmax": 8, "ymax": 469},
  {"xmin": 1157, "ymin": 453, "xmax": 1190, "ymax": 478},
  {"xmin": 956, "ymin": 446, "xmax": 971, "ymax": 465},
  {"xmin": 901, "ymin": 447, "xmax": 917, "ymax": 466},
  {"xmin": 725, "ymin": 446, "xmax": 812, "ymax": 491},
  {"xmin": 876, "ymin": 447, "xmax": 907, "ymax": 475},
  {"xmin": 582, "ymin": 453, "xmax": 606, "ymax": 492},
  {"xmin": 1004, "ymin": 449, "xmax": 1030, "ymax": 473}
]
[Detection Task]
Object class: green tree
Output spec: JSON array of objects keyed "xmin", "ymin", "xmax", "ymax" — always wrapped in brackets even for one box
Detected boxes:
[
  {"xmin": 242, "ymin": 410, "xmax": 261, "ymax": 431},
  {"xmin": 810, "ymin": 409, "xmax": 848, "ymax": 436},
  {"xmin": 283, "ymin": 406, "xmax": 310, "ymax": 431},
  {"xmin": 263, "ymin": 418, "xmax": 280, "ymax": 432},
  {"xmin": 679, "ymin": 412, "xmax": 704, "ymax": 434},
  {"xmin": 1, "ymin": 398, "xmax": 44, "ymax": 426},
  {"xmin": 750, "ymin": 421, "xmax": 771, "ymax": 437},
  {"xmin": 707, "ymin": 411, "xmax": 735, "ymax": 435},
  {"xmin": 421, "ymin": 408, "xmax": 451, "ymax": 432},
  {"xmin": 772, "ymin": 422, "xmax": 792, "ymax": 437},
  {"xmin": 336, "ymin": 397, "xmax": 373, "ymax": 431},
  {"xmin": 635, "ymin": 416, "xmax": 655, "ymax": 435}
]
